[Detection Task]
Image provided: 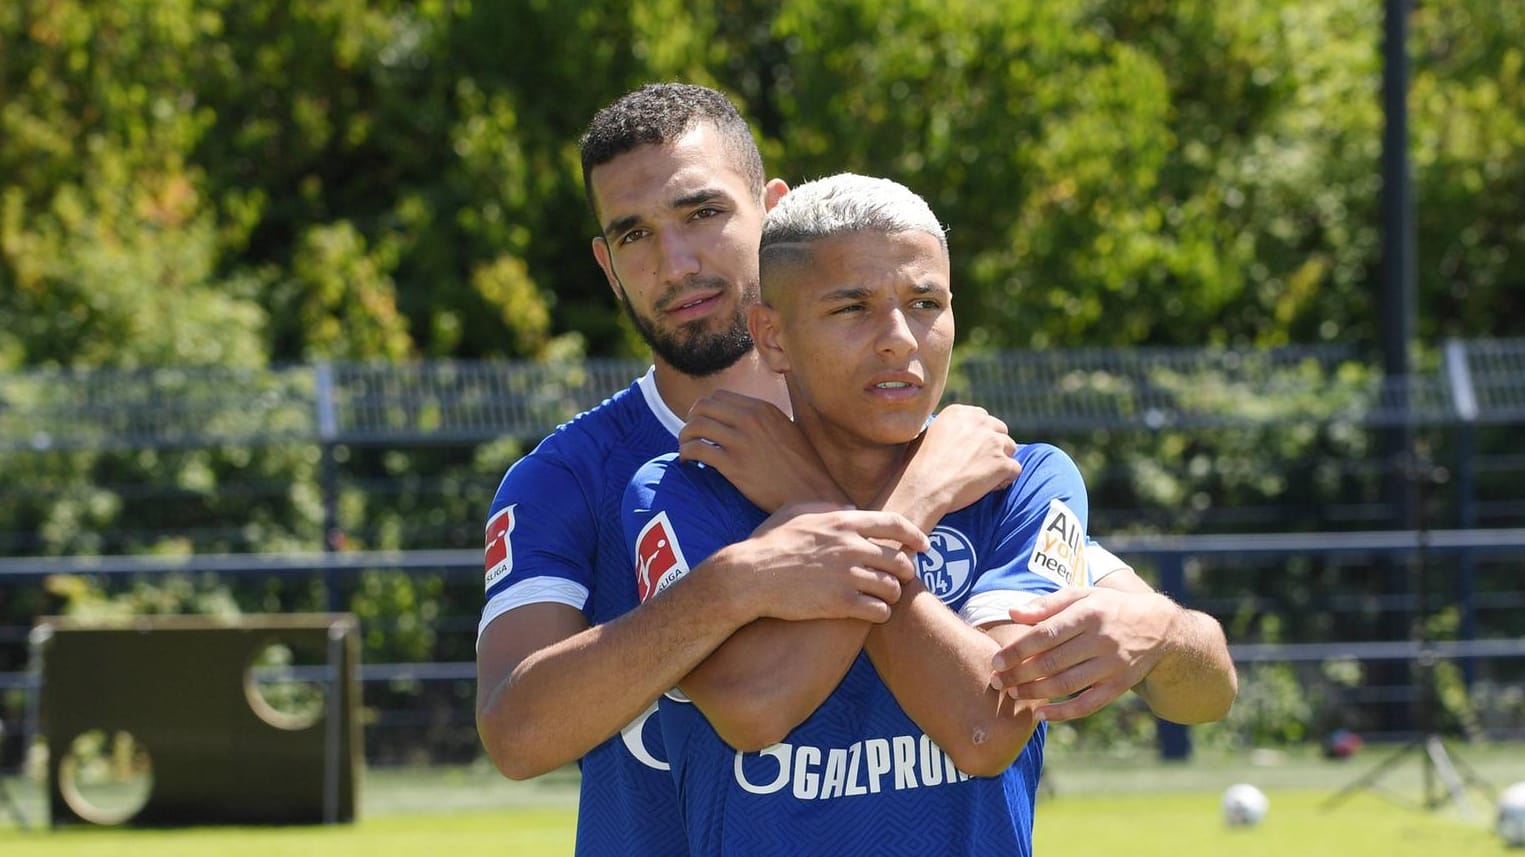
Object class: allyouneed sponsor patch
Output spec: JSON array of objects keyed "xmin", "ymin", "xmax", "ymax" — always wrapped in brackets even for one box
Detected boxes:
[{"xmin": 1027, "ymin": 498, "xmax": 1088, "ymax": 587}]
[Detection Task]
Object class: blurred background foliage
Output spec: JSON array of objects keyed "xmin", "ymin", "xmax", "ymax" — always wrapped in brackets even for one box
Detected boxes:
[
  {"xmin": 2, "ymin": 0, "xmax": 1523, "ymax": 758},
  {"xmin": 4, "ymin": 0, "xmax": 1522, "ymax": 370}
]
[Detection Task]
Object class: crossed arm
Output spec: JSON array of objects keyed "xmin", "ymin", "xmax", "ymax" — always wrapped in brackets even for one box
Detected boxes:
[
  {"xmin": 476, "ymin": 400, "xmax": 1014, "ymax": 779},
  {"xmin": 670, "ymin": 400, "xmax": 1025, "ymax": 751}
]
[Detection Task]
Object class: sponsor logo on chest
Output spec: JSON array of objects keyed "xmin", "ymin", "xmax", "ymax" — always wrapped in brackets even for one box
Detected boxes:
[{"xmin": 734, "ymin": 734, "xmax": 973, "ymax": 800}]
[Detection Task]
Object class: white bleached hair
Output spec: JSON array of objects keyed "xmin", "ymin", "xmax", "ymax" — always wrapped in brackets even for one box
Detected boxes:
[{"xmin": 761, "ymin": 173, "xmax": 947, "ymax": 253}]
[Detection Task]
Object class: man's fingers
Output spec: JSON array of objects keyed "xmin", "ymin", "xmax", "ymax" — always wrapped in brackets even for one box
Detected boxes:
[
  {"xmin": 846, "ymin": 595, "xmax": 894, "ymax": 625},
  {"xmin": 1006, "ymin": 587, "xmax": 1089, "ymax": 625},
  {"xmin": 990, "ymin": 611, "xmax": 1087, "ymax": 674},
  {"xmin": 1034, "ymin": 681, "xmax": 1129, "ymax": 723},
  {"xmin": 999, "ymin": 646, "xmax": 1105, "ymax": 699},
  {"xmin": 863, "ymin": 542, "xmax": 918, "ymax": 582},
  {"xmin": 851, "ymin": 512, "xmax": 931, "ymax": 554},
  {"xmin": 677, "ymin": 417, "xmax": 734, "ymax": 455},
  {"xmin": 677, "ymin": 436, "xmax": 727, "ymax": 468},
  {"xmin": 851, "ymin": 568, "xmax": 903, "ymax": 606}
]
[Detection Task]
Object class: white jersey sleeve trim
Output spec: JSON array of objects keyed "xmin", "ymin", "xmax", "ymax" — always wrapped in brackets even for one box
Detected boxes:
[
  {"xmin": 960, "ymin": 589, "xmax": 1042, "ymax": 627},
  {"xmin": 635, "ymin": 365, "xmax": 686, "ymax": 439},
  {"xmin": 476, "ymin": 577, "xmax": 591, "ymax": 650},
  {"xmin": 1085, "ymin": 542, "xmax": 1131, "ymax": 584}
]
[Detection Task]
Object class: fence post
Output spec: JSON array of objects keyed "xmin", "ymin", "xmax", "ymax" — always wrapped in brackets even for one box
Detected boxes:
[
  {"xmin": 315, "ymin": 362, "xmax": 342, "ymax": 613},
  {"xmin": 1155, "ymin": 553, "xmax": 1192, "ymax": 761},
  {"xmin": 1444, "ymin": 339, "xmax": 1479, "ymax": 686}
]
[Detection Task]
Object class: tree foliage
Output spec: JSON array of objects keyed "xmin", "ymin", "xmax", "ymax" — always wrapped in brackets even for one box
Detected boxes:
[{"xmin": 2, "ymin": 0, "xmax": 1521, "ymax": 371}]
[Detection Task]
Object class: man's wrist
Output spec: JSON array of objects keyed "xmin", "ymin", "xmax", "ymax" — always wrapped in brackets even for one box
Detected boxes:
[
  {"xmin": 879, "ymin": 470, "xmax": 948, "ymax": 531},
  {"xmin": 692, "ymin": 542, "xmax": 762, "ymax": 628}
]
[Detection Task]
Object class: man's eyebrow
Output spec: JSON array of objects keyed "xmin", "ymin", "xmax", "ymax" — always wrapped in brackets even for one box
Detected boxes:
[
  {"xmin": 818, "ymin": 286, "xmax": 874, "ymax": 303},
  {"xmin": 672, "ymin": 187, "xmax": 729, "ymax": 210},
  {"xmin": 603, "ymin": 188, "xmax": 729, "ymax": 239},
  {"xmin": 815, "ymin": 281, "xmax": 947, "ymax": 303}
]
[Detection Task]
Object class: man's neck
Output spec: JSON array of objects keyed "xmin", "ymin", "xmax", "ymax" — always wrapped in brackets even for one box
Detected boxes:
[
  {"xmin": 651, "ymin": 351, "xmax": 791, "ymax": 421},
  {"xmin": 797, "ymin": 417, "xmax": 912, "ymax": 509}
]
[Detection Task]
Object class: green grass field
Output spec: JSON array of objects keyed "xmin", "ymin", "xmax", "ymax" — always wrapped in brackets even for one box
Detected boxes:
[{"xmin": 2, "ymin": 744, "xmax": 1521, "ymax": 855}]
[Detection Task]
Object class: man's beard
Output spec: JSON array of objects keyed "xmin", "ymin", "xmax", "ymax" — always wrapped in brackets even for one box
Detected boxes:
[{"xmin": 621, "ymin": 279, "xmax": 755, "ymax": 377}]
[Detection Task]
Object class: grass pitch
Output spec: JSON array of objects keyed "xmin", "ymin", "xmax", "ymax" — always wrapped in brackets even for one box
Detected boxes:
[{"xmin": 1, "ymin": 744, "xmax": 1520, "ymax": 856}]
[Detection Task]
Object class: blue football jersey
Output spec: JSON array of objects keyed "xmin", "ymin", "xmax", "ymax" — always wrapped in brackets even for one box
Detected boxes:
[
  {"xmin": 480, "ymin": 368, "xmax": 689, "ymax": 857},
  {"xmin": 622, "ymin": 441, "xmax": 1094, "ymax": 857}
]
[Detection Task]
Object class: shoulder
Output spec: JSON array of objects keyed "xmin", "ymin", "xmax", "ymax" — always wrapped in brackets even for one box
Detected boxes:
[
  {"xmin": 535, "ymin": 380, "xmax": 653, "ymax": 461},
  {"xmin": 627, "ymin": 455, "xmax": 738, "ymax": 511},
  {"xmin": 1011, "ymin": 442, "xmax": 1085, "ymax": 493},
  {"xmin": 1013, "ymin": 441, "xmax": 1079, "ymax": 473},
  {"xmin": 499, "ymin": 381, "xmax": 655, "ymax": 481}
]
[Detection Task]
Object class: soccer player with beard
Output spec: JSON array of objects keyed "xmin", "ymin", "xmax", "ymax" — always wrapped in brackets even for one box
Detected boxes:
[
  {"xmin": 479, "ymin": 83, "xmax": 1235, "ymax": 856},
  {"xmin": 475, "ymin": 85, "xmax": 1022, "ymax": 856}
]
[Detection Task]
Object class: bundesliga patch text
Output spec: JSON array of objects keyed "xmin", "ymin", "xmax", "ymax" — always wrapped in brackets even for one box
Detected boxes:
[
  {"xmin": 635, "ymin": 511, "xmax": 691, "ymax": 601},
  {"xmin": 483, "ymin": 504, "xmax": 517, "ymax": 591}
]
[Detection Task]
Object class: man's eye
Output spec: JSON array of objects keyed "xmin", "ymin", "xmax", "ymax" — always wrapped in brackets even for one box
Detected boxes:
[
  {"xmin": 692, "ymin": 207, "xmax": 720, "ymax": 220},
  {"xmin": 618, "ymin": 230, "xmax": 648, "ymax": 246}
]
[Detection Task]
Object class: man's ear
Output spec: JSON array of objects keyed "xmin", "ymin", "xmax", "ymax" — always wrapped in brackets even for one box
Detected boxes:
[
  {"xmin": 748, "ymin": 304, "xmax": 790, "ymax": 374},
  {"xmin": 764, "ymin": 178, "xmax": 789, "ymax": 212},
  {"xmin": 591, "ymin": 236, "xmax": 623, "ymax": 300}
]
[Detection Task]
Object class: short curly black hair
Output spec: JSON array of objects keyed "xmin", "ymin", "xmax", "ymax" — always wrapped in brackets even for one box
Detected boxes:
[{"xmin": 579, "ymin": 83, "xmax": 765, "ymax": 227}]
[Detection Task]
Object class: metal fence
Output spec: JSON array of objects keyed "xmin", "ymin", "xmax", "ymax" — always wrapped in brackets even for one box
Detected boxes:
[
  {"xmin": 1, "ymin": 339, "xmax": 1523, "ymax": 765},
  {"xmin": 4, "ymin": 339, "xmax": 1524, "ymax": 452}
]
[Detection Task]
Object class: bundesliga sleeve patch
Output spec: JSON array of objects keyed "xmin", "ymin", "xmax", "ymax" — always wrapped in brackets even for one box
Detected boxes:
[
  {"xmin": 635, "ymin": 511, "xmax": 691, "ymax": 602},
  {"xmin": 484, "ymin": 504, "xmax": 517, "ymax": 592},
  {"xmin": 1027, "ymin": 498, "xmax": 1089, "ymax": 587}
]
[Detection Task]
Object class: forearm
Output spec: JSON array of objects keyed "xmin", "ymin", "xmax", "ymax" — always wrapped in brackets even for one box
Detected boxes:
[
  {"xmin": 1133, "ymin": 605, "xmax": 1238, "ymax": 724},
  {"xmin": 865, "ymin": 583, "xmax": 1040, "ymax": 777},
  {"xmin": 477, "ymin": 564, "xmax": 749, "ymax": 779},
  {"xmin": 682, "ymin": 618, "xmax": 869, "ymax": 751},
  {"xmin": 872, "ymin": 467, "xmax": 952, "ymax": 532}
]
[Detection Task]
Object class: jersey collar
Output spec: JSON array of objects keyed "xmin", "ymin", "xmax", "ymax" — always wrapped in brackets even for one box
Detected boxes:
[{"xmin": 635, "ymin": 366, "xmax": 685, "ymax": 439}]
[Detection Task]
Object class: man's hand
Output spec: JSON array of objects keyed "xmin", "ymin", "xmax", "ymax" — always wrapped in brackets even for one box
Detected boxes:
[
  {"xmin": 714, "ymin": 502, "xmax": 930, "ymax": 626},
  {"xmin": 987, "ymin": 587, "xmax": 1180, "ymax": 722},
  {"xmin": 679, "ymin": 391, "xmax": 845, "ymax": 511},
  {"xmin": 675, "ymin": 503, "xmax": 931, "ymax": 749},
  {"xmin": 877, "ymin": 404, "xmax": 1021, "ymax": 523}
]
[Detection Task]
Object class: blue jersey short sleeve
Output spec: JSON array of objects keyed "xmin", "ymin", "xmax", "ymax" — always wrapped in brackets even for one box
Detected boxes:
[
  {"xmin": 624, "ymin": 455, "xmax": 761, "ymax": 603},
  {"xmin": 477, "ymin": 374, "xmax": 691, "ymax": 857},
  {"xmin": 968, "ymin": 442, "xmax": 1092, "ymax": 602},
  {"xmin": 484, "ymin": 453, "xmax": 595, "ymax": 605}
]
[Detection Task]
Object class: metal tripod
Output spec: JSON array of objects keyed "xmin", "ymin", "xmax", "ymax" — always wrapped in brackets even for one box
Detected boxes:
[
  {"xmin": 1324, "ymin": 440, "xmax": 1495, "ymax": 817},
  {"xmin": 1321, "ymin": 721, "xmax": 1493, "ymax": 816}
]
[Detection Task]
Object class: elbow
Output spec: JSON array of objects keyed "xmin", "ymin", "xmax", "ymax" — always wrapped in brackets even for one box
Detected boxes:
[
  {"xmin": 478, "ymin": 716, "xmax": 560, "ymax": 781},
  {"xmin": 942, "ymin": 717, "xmax": 1035, "ymax": 779},
  {"xmin": 947, "ymin": 741, "xmax": 1022, "ymax": 780},
  {"xmin": 490, "ymin": 748, "xmax": 555, "ymax": 782},
  {"xmin": 1149, "ymin": 666, "xmax": 1240, "ymax": 726},
  {"xmin": 701, "ymin": 685, "xmax": 811, "ymax": 753},
  {"xmin": 711, "ymin": 707, "xmax": 802, "ymax": 753},
  {"xmin": 1198, "ymin": 666, "xmax": 1241, "ymax": 724}
]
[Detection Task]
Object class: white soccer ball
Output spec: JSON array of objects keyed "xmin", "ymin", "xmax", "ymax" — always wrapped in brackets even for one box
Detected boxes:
[
  {"xmin": 1499, "ymin": 782, "xmax": 1525, "ymax": 848},
  {"xmin": 1221, "ymin": 783, "xmax": 1269, "ymax": 828}
]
